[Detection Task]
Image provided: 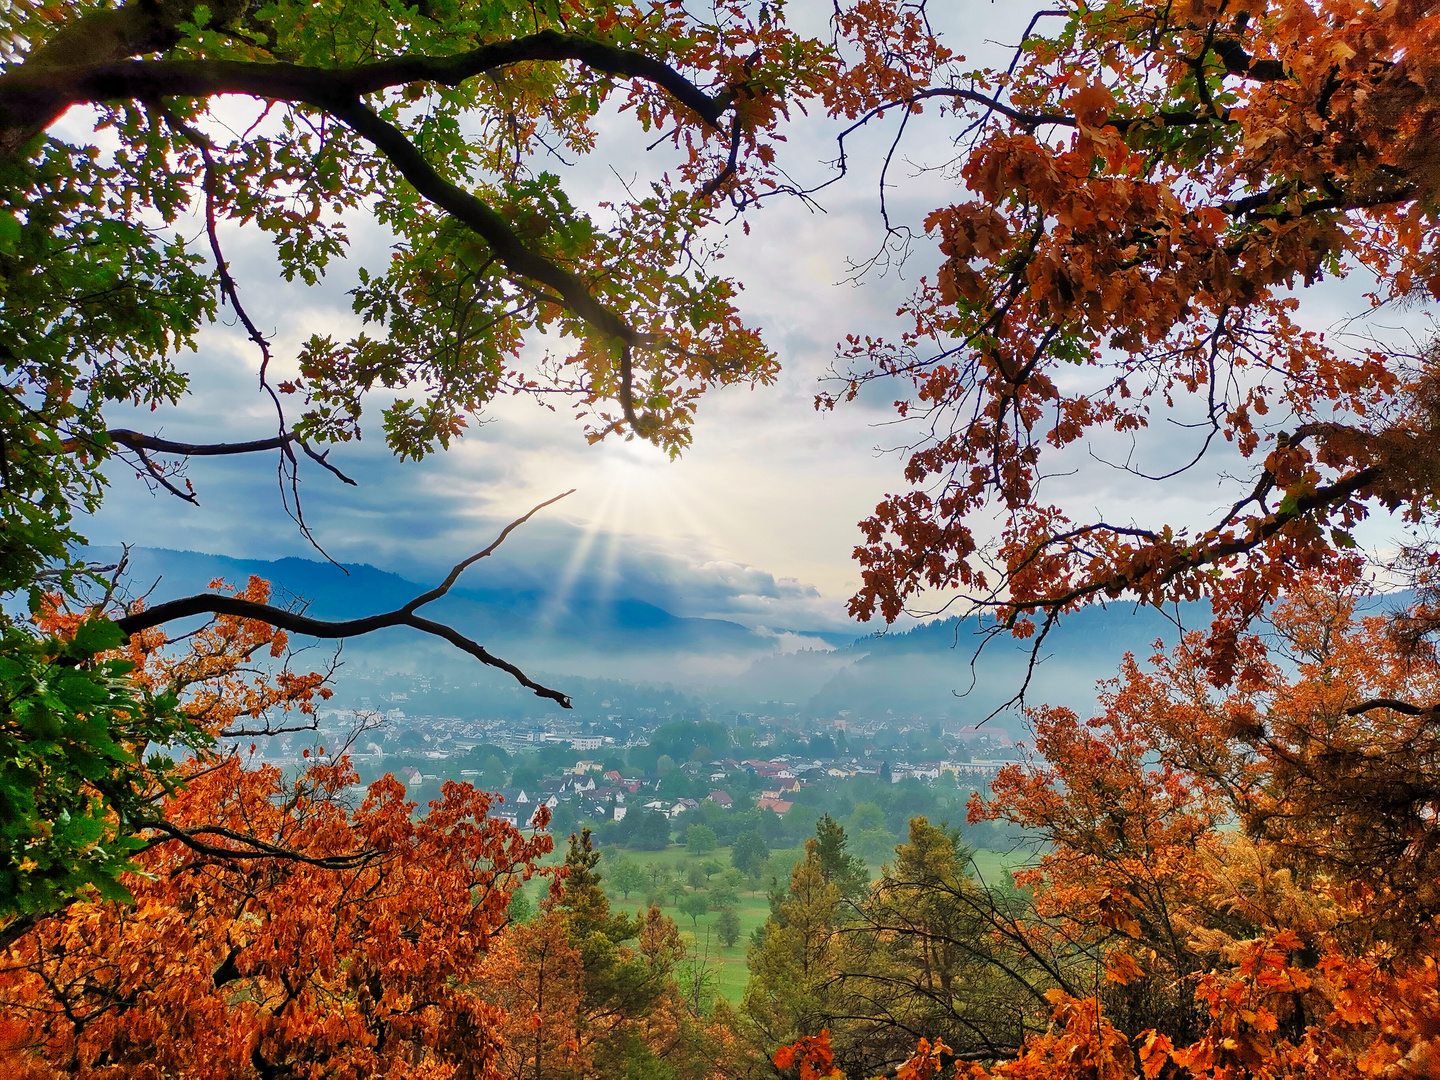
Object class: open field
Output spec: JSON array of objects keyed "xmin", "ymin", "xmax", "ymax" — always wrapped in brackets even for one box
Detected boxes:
[{"xmin": 506, "ymin": 838, "xmax": 1027, "ymax": 1003}]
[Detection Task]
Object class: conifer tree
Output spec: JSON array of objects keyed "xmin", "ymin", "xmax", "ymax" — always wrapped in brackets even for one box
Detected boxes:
[
  {"xmin": 813, "ymin": 814, "xmax": 870, "ymax": 902},
  {"xmin": 741, "ymin": 839, "xmax": 841, "ymax": 1059}
]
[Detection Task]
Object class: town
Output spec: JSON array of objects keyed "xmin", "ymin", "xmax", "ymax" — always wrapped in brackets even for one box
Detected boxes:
[{"xmin": 241, "ymin": 690, "xmax": 1027, "ymax": 869}]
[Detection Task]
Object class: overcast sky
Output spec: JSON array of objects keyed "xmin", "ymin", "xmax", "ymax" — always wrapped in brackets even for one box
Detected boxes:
[{"xmin": 76, "ymin": 2, "xmax": 1435, "ymax": 635}]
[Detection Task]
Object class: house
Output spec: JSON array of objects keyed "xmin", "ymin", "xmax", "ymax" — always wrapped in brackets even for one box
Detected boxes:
[
  {"xmin": 603, "ymin": 769, "xmax": 623, "ymax": 783},
  {"xmin": 613, "ymin": 806, "xmax": 628, "ymax": 822},
  {"xmin": 705, "ymin": 790, "xmax": 732, "ymax": 809},
  {"xmin": 758, "ymin": 798, "xmax": 793, "ymax": 815}
]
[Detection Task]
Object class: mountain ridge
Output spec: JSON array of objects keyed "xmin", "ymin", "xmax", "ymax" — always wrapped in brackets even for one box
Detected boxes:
[{"xmin": 90, "ymin": 546, "xmax": 1290, "ymax": 729}]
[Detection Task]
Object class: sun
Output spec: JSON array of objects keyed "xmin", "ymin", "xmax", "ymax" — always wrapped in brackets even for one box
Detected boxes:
[{"xmin": 541, "ymin": 438, "xmax": 715, "ymax": 622}]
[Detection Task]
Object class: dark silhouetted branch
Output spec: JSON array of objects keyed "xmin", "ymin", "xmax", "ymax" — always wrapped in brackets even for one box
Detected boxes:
[
  {"xmin": 1347, "ymin": 697, "xmax": 1430, "ymax": 717},
  {"xmin": 134, "ymin": 820, "xmax": 376, "ymax": 869},
  {"xmin": 114, "ymin": 491, "xmax": 576, "ymax": 706},
  {"xmin": 0, "ymin": 29, "xmax": 730, "ymax": 157},
  {"xmin": 57, "ymin": 429, "xmax": 359, "ymax": 486}
]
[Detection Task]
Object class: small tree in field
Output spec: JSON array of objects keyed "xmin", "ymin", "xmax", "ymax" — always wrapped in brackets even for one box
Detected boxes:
[
  {"xmin": 716, "ymin": 907, "xmax": 742, "ymax": 948},
  {"xmin": 732, "ymin": 830, "xmax": 770, "ymax": 877},
  {"xmin": 678, "ymin": 890, "xmax": 709, "ymax": 929},
  {"xmin": 686, "ymin": 824, "xmax": 718, "ymax": 855},
  {"xmin": 609, "ymin": 857, "xmax": 645, "ymax": 901}
]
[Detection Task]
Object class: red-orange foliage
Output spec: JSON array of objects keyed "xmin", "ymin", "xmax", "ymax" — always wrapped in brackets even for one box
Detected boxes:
[
  {"xmin": 1, "ymin": 582, "xmax": 555, "ymax": 1078},
  {"xmin": 832, "ymin": 0, "xmax": 1440, "ymax": 689},
  {"xmin": 0, "ymin": 764, "xmax": 549, "ymax": 1078},
  {"xmin": 955, "ymin": 589, "xmax": 1440, "ymax": 1077},
  {"xmin": 773, "ymin": 1029, "xmax": 845, "ymax": 1080}
]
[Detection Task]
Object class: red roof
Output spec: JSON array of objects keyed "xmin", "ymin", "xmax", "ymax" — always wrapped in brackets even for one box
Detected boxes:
[{"xmin": 758, "ymin": 798, "xmax": 793, "ymax": 815}]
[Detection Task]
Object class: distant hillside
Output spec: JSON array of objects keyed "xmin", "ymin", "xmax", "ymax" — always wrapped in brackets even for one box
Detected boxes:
[
  {"xmin": 96, "ymin": 547, "xmax": 1359, "ymax": 732},
  {"xmin": 95, "ymin": 546, "xmax": 821, "ymax": 686},
  {"xmin": 715, "ymin": 602, "xmax": 1206, "ymax": 734}
]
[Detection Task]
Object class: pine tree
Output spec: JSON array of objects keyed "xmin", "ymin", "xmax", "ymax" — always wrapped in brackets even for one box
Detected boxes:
[
  {"xmin": 814, "ymin": 814, "xmax": 870, "ymax": 901},
  {"xmin": 741, "ymin": 840, "xmax": 841, "ymax": 1056}
]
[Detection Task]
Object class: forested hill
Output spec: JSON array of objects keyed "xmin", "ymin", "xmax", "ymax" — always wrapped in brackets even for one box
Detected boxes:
[{"xmin": 717, "ymin": 601, "xmax": 1204, "ymax": 727}]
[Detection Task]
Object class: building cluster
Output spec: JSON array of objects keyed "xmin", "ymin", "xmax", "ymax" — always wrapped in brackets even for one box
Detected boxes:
[{"xmin": 239, "ymin": 706, "xmax": 1018, "ymax": 829}]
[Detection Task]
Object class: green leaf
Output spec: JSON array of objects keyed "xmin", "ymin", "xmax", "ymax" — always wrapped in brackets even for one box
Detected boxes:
[
  {"xmin": 70, "ymin": 618, "xmax": 124, "ymax": 655},
  {"xmin": 0, "ymin": 210, "xmax": 19, "ymax": 253}
]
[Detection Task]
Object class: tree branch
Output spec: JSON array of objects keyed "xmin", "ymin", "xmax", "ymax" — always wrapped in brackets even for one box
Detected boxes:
[
  {"xmin": 331, "ymin": 99, "xmax": 639, "ymax": 347},
  {"xmin": 0, "ymin": 29, "xmax": 732, "ymax": 437},
  {"xmin": 62, "ymin": 428, "xmax": 359, "ymax": 486},
  {"xmin": 0, "ymin": 30, "xmax": 729, "ymax": 158},
  {"xmin": 329, "ymin": 99, "xmax": 658, "ymax": 435},
  {"xmin": 0, "ymin": 909, "xmax": 53, "ymax": 952},
  {"xmin": 1209, "ymin": 37, "xmax": 1288, "ymax": 82},
  {"xmin": 1346, "ymin": 698, "xmax": 1430, "ymax": 717},
  {"xmin": 1004, "ymin": 466, "xmax": 1384, "ymax": 615},
  {"xmin": 133, "ymin": 819, "xmax": 377, "ymax": 869},
  {"xmin": 113, "ymin": 490, "xmax": 577, "ymax": 706}
]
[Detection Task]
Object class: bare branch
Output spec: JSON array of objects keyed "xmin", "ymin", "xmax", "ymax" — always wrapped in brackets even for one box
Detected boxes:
[
  {"xmin": 160, "ymin": 106, "xmax": 344, "ymax": 561},
  {"xmin": 93, "ymin": 429, "xmax": 357, "ymax": 486},
  {"xmin": 112, "ymin": 491, "xmax": 577, "ymax": 706},
  {"xmin": 134, "ymin": 819, "xmax": 375, "ymax": 869}
]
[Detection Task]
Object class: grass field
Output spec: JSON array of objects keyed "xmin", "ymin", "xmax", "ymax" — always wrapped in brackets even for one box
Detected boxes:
[{"xmin": 504, "ymin": 839, "xmax": 1027, "ymax": 1003}]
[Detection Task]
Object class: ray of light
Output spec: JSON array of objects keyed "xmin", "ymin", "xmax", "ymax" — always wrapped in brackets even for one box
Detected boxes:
[{"xmin": 540, "ymin": 483, "xmax": 616, "ymax": 628}]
